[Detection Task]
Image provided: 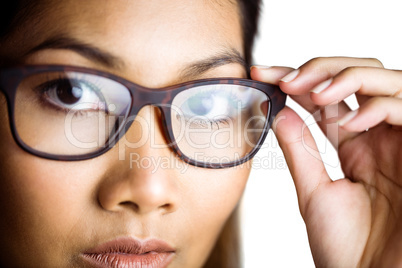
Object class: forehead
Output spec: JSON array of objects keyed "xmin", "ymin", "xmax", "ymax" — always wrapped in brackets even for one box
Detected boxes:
[
  {"xmin": 25, "ymin": 0, "xmax": 243, "ymax": 55},
  {"xmin": 10, "ymin": 0, "xmax": 244, "ymax": 86}
]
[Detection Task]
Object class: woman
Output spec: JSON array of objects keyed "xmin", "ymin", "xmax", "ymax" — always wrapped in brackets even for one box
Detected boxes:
[{"xmin": 0, "ymin": 1, "xmax": 401, "ymax": 267}]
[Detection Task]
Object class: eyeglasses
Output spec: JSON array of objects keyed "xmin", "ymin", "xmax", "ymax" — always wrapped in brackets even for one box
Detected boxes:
[{"xmin": 0, "ymin": 65, "xmax": 286, "ymax": 168}]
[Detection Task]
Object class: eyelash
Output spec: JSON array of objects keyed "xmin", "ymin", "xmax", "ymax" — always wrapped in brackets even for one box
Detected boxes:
[
  {"xmin": 34, "ymin": 77, "xmax": 106, "ymax": 118},
  {"xmin": 177, "ymin": 116, "xmax": 231, "ymax": 129}
]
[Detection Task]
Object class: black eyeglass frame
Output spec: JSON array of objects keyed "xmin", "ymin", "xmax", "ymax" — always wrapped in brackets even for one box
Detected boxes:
[{"xmin": 0, "ymin": 65, "xmax": 287, "ymax": 168}]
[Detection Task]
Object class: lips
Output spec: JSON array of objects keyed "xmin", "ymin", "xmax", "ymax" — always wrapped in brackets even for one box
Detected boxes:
[{"xmin": 81, "ymin": 237, "xmax": 176, "ymax": 268}]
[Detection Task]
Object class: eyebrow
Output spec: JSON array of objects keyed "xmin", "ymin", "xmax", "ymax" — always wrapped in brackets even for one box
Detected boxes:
[
  {"xmin": 27, "ymin": 36, "xmax": 125, "ymax": 69},
  {"xmin": 26, "ymin": 36, "xmax": 248, "ymax": 79},
  {"xmin": 179, "ymin": 48, "xmax": 247, "ymax": 80}
]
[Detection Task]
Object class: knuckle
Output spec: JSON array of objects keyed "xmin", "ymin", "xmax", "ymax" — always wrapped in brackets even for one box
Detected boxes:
[
  {"xmin": 345, "ymin": 66, "xmax": 360, "ymax": 73},
  {"xmin": 388, "ymin": 70, "xmax": 402, "ymax": 98},
  {"xmin": 366, "ymin": 96, "xmax": 385, "ymax": 108},
  {"xmin": 394, "ymin": 69, "xmax": 402, "ymax": 78},
  {"xmin": 366, "ymin": 57, "xmax": 384, "ymax": 68},
  {"xmin": 304, "ymin": 57, "xmax": 328, "ymax": 68},
  {"xmin": 302, "ymin": 57, "xmax": 332, "ymax": 74},
  {"xmin": 395, "ymin": 71, "xmax": 402, "ymax": 97},
  {"xmin": 339, "ymin": 66, "xmax": 360, "ymax": 80}
]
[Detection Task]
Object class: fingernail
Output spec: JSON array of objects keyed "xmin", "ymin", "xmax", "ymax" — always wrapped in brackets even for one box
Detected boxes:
[
  {"xmin": 337, "ymin": 110, "xmax": 358, "ymax": 126},
  {"xmin": 251, "ymin": 65, "xmax": 272, "ymax": 70},
  {"xmin": 310, "ymin": 78, "xmax": 333, "ymax": 94},
  {"xmin": 280, "ymin": 69, "xmax": 300, "ymax": 82}
]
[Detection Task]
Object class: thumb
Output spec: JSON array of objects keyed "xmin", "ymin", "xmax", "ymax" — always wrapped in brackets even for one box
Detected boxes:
[
  {"xmin": 273, "ymin": 106, "xmax": 332, "ymax": 215},
  {"xmin": 250, "ymin": 65, "xmax": 294, "ymax": 85}
]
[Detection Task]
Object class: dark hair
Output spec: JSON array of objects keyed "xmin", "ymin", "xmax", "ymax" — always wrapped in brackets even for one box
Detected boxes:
[
  {"xmin": 237, "ymin": 0, "xmax": 262, "ymax": 64},
  {"xmin": 0, "ymin": 2, "xmax": 22, "ymax": 38},
  {"xmin": 0, "ymin": 0, "xmax": 262, "ymax": 65}
]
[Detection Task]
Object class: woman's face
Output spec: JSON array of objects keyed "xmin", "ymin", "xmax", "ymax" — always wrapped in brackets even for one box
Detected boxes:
[{"xmin": 0, "ymin": 0, "xmax": 251, "ymax": 267}]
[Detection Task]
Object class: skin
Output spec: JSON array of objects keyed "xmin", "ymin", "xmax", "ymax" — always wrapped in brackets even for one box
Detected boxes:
[
  {"xmin": 1, "ymin": 1, "xmax": 401, "ymax": 268},
  {"xmin": 0, "ymin": 1, "xmax": 251, "ymax": 267},
  {"xmin": 252, "ymin": 59, "xmax": 402, "ymax": 267}
]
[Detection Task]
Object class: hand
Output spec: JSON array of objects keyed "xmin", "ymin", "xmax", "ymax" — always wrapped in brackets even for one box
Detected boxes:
[{"xmin": 251, "ymin": 57, "xmax": 402, "ymax": 267}]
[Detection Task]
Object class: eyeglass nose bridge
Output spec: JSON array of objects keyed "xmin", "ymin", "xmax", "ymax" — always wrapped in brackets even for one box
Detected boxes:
[
  {"xmin": 132, "ymin": 86, "xmax": 174, "ymax": 105},
  {"xmin": 118, "ymin": 87, "xmax": 179, "ymax": 153}
]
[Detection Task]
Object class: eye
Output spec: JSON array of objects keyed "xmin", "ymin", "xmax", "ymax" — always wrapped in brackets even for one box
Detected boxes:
[
  {"xmin": 53, "ymin": 79, "xmax": 84, "ymax": 104},
  {"xmin": 39, "ymin": 78, "xmax": 106, "ymax": 112},
  {"xmin": 181, "ymin": 90, "xmax": 237, "ymax": 119},
  {"xmin": 186, "ymin": 92, "xmax": 215, "ymax": 116}
]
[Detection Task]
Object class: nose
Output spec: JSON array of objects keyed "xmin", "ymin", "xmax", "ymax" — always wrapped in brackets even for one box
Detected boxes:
[{"xmin": 97, "ymin": 106, "xmax": 180, "ymax": 215}]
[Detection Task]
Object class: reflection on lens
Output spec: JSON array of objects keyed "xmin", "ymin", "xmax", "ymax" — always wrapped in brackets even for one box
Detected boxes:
[
  {"xmin": 171, "ymin": 84, "xmax": 270, "ymax": 164},
  {"xmin": 14, "ymin": 71, "xmax": 131, "ymax": 156}
]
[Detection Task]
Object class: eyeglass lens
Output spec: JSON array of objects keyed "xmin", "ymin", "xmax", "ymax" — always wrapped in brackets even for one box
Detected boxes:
[
  {"xmin": 172, "ymin": 85, "xmax": 269, "ymax": 164},
  {"xmin": 13, "ymin": 71, "xmax": 271, "ymax": 163}
]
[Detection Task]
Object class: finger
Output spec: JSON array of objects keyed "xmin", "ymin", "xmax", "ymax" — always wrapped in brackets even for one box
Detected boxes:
[
  {"xmin": 278, "ymin": 57, "xmax": 384, "ymax": 95},
  {"xmin": 273, "ymin": 106, "xmax": 332, "ymax": 216},
  {"xmin": 250, "ymin": 66, "xmax": 294, "ymax": 85},
  {"xmin": 290, "ymin": 95, "xmax": 357, "ymax": 148},
  {"xmin": 356, "ymin": 95, "xmax": 371, "ymax": 107},
  {"xmin": 338, "ymin": 97, "xmax": 402, "ymax": 132},
  {"xmin": 251, "ymin": 67, "xmax": 357, "ymax": 148},
  {"xmin": 310, "ymin": 67, "xmax": 402, "ymax": 106}
]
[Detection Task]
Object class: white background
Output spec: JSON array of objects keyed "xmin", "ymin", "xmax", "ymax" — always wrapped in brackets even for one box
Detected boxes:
[{"xmin": 241, "ymin": 0, "xmax": 402, "ymax": 267}]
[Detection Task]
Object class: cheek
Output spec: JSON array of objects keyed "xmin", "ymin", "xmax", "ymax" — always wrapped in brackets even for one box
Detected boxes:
[
  {"xmin": 176, "ymin": 165, "xmax": 250, "ymax": 264},
  {"xmin": 0, "ymin": 158, "xmax": 87, "ymax": 266},
  {"xmin": 0, "ymin": 100, "xmax": 94, "ymax": 265},
  {"xmin": 0, "ymin": 156, "xmax": 109, "ymax": 267},
  {"xmin": 182, "ymin": 164, "xmax": 249, "ymax": 217}
]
